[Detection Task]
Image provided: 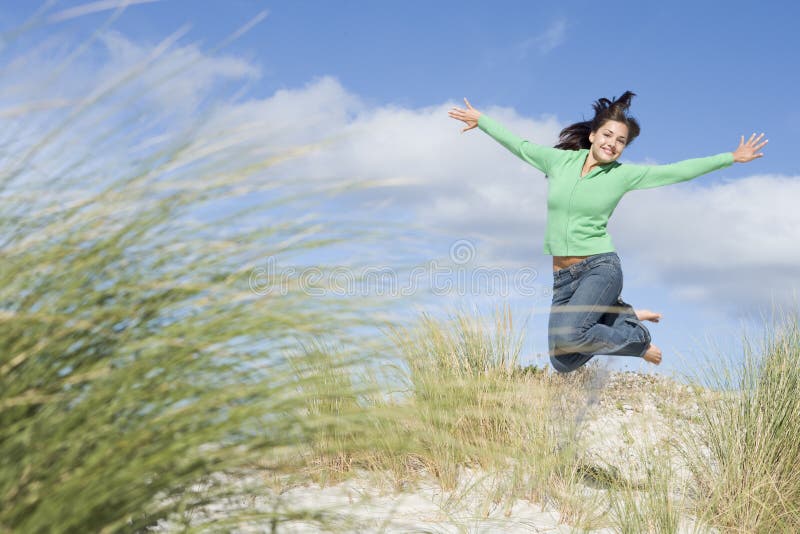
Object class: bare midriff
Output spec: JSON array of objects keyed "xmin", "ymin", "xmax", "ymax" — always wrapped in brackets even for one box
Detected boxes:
[{"xmin": 552, "ymin": 255, "xmax": 591, "ymax": 272}]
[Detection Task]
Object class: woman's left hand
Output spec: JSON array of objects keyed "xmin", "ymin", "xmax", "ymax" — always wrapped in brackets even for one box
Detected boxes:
[{"xmin": 732, "ymin": 132, "xmax": 768, "ymax": 163}]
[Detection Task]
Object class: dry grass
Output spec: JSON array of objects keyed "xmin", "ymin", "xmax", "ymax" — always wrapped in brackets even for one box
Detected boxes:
[
  {"xmin": 681, "ymin": 312, "xmax": 800, "ymax": 533},
  {"xmin": 0, "ymin": 12, "xmax": 388, "ymax": 532},
  {"xmin": 289, "ymin": 306, "xmax": 800, "ymax": 533},
  {"xmin": 4, "ymin": 9, "xmax": 799, "ymax": 533}
]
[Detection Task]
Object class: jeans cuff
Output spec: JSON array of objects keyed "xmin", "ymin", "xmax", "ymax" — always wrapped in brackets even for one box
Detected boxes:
[{"xmin": 627, "ymin": 318, "xmax": 652, "ymax": 357}]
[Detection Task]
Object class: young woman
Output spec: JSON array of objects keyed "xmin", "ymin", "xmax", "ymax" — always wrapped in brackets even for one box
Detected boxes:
[{"xmin": 448, "ymin": 92, "xmax": 767, "ymax": 373}]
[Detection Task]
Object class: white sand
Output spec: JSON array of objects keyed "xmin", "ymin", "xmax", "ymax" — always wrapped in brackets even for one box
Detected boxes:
[{"xmin": 151, "ymin": 371, "xmax": 712, "ymax": 533}]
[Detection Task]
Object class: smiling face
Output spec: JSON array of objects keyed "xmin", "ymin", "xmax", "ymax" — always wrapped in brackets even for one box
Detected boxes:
[{"xmin": 588, "ymin": 120, "xmax": 629, "ymax": 164}]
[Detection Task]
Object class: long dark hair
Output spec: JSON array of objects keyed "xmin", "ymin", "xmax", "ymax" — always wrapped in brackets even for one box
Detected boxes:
[{"xmin": 554, "ymin": 91, "xmax": 641, "ymax": 151}]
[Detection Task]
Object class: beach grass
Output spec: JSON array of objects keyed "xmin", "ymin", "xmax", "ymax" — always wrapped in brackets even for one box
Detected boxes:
[
  {"xmin": 0, "ymin": 18, "xmax": 388, "ymax": 532},
  {"xmin": 3, "ymin": 10, "xmax": 800, "ymax": 533},
  {"xmin": 682, "ymin": 311, "xmax": 800, "ymax": 533},
  {"xmin": 288, "ymin": 305, "xmax": 799, "ymax": 533}
]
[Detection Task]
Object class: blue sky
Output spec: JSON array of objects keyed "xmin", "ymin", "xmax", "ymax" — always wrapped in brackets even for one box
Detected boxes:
[
  {"xmin": 56, "ymin": 0, "xmax": 797, "ymax": 174},
  {"xmin": 2, "ymin": 1, "xmax": 798, "ymax": 376}
]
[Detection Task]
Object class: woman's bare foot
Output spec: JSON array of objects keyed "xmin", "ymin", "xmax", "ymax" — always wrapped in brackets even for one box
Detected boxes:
[
  {"xmin": 635, "ymin": 309, "xmax": 662, "ymax": 323},
  {"xmin": 643, "ymin": 343, "xmax": 662, "ymax": 365}
]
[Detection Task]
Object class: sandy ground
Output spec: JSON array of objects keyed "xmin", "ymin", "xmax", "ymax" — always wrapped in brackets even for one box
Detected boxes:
[{"xmin": 151, "ymin": 371, "xmax": 711, "ymax": 533}]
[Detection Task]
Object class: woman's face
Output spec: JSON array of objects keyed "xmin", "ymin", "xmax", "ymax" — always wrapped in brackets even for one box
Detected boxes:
[{"xmin": 588, "ymin": 120, "xmax": 629, "ymax": 164}]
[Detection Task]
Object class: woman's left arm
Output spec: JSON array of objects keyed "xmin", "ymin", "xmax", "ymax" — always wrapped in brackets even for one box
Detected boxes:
[{"xmin": 626, "ymin": 133, "xmax": 768, "ymax": 190}]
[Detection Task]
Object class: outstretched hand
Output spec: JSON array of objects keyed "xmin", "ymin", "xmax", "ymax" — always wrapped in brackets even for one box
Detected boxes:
[
  {"xmin": 732, "ymin": 132, "xmax": 768, "ymax": 163},
  {"xmin": 448, "ymin": 97, "xmax": 481, "ymax": 133}
]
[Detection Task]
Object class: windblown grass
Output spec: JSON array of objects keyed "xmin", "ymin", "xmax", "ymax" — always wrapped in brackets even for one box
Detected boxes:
[
  {"xmin": 0, "ymin": 14, "xmax": 386, "ymax": 532},
  {"xmin": 296, "ymin": 307, "xmax": 800, "ymax": 533},
  {"xmin": 293, "ymin": 306, "xmax": 590, "ymax": 518},
  {"xmin": 7, "ymin": 11, "xmax": 798, "ymax": 534},
  {"xmin": 389, "ymin": 308, "xmax": 531, "ymax": 482},
  {"xmin": 683, "ymin": 311, "xmax": 800, "ymax": 533},
  {"xmin": 607, "ymin": 447, "xmax": 683, "ymax": 534}
]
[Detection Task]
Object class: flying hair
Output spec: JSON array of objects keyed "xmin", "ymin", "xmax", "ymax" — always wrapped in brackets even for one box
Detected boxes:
[{"xmin": 554, "ymin": 91, "xmax": 641, "ymax": 151}]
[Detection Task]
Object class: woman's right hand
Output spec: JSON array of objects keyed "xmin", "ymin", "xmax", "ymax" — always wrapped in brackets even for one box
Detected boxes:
[{"xmin": 448, "ymin": 97, "xmax": 482, "ymax": 132}]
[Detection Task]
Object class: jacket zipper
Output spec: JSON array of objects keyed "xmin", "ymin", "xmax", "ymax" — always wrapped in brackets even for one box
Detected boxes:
[{"xmin": 565, "ymin": 176, "xmax": 582, "ymax": 255}]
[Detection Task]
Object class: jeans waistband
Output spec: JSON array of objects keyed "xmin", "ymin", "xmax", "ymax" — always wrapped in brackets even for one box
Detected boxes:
[{"xmin": 553, "ymin": 252, "xmax": 620, "ymax": 281}]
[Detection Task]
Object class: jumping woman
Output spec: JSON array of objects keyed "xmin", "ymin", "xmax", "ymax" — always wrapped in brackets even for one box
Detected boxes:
[{"xmin": 448, "ymin": 92, "xmax": 767, "ymax": 373}]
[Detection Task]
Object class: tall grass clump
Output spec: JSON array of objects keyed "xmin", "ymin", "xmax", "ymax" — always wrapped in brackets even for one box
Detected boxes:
[
  {"xmin": 386, "ymin": 306, "xmax": 577, "ymax": 502},
  {"xmin": 607, "ymin": 448, "xmax": 683, "ymax": 534},
  {"xmin": 0, "ymin": 14, "xmax": 385, "ymax": 532},
  {"xmin": 684, "ymin": 311, "xmax": 800, "ymax": 532},
  {"xmin": 287, "ymin": 340, "xmax": 394, "ymax": 484}
]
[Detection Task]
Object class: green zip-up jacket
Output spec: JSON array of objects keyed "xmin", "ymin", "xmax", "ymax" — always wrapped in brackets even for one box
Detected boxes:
[{"xmin": 477, "ymin": 114, "xmax": 735, "ymax": 256}]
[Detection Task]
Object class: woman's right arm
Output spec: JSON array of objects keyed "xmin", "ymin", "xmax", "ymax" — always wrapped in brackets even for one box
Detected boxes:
[{"xmin": 448, "ymin": 98, "xmax": 563, "ymax": 175}]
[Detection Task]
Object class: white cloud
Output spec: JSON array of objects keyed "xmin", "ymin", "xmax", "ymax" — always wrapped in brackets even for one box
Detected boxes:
[
  {"xmin": 609, "ymin": 174, "xmax": 800, "ymax": 310},
  {"xmin": 515, "ymin": 18, "xmax": 567, "ymax": 58},
  {"xmin": 535, "ymin": 18, "xmax": 568, "ymax": 54},
  {"xmin": 1, "ymin": 29, "xmax": 259, "ymax": 110},
  {"xmin": 218, "ymin": 78, "xmax": 797, "ymax": 313},
  {"xmin": 5, "ymin": 29, "xmax": 795, "ymax": 316},
  {"xmin": 291, "ymin": 98, "xmax": 561, "ymax": 265},
  {"xmin": 480, "ymin": 18, "xmax": 568, "ymax": 66},
  {"xmin": 201, "ymin": 76, "xmax": 363, "ymax": 148},
  {"xmin": 0, "ymin": 30, "xmax": 263, "ymax": 202},
  {"xmin": 97, "ymin": 31, "xmax": 260, "ymax": 112}
]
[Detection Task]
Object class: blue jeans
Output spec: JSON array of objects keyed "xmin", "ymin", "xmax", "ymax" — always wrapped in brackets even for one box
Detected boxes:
[{"xmin": 548, "ymin": 252, "xmax": 651, "ymax": 373}]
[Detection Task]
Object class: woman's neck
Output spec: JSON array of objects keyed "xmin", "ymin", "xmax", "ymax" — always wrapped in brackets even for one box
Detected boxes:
[{"xmin": 581, "ymin": 152, "xmax": 601, "ymax": 177}]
